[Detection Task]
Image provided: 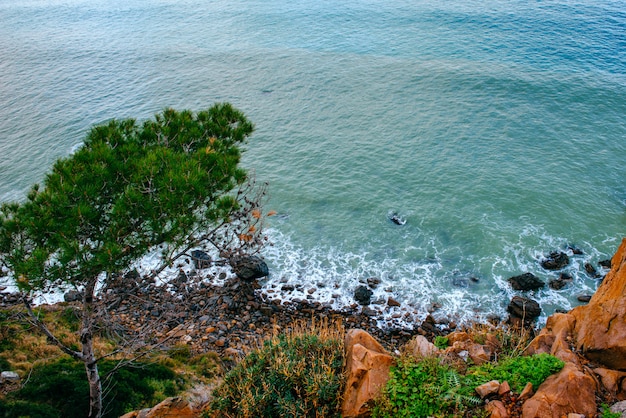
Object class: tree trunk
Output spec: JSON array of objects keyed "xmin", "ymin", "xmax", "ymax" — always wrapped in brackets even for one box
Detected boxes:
[{"xmin": 82, "ymin": 277, "xmax": 102, "ymax": 418}]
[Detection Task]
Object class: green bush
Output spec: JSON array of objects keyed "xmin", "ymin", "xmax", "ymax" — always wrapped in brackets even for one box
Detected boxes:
[
  {"xmin": 463, "ymin": 353, "xmax": 564, "ymax": 394},
  {"xmin": 372, "ymin": 357, "xmax": 480, "ymax": 418},
  {"xmin": 434, "ymin": 336, "xmax": 449, "ymax": 349},
  {"xmin": 209, "ymin": 329, "xmax": 344, "ymax": 418},
  {"xmin": 3, "ymin": 356, "xmax": 183, "ymax": 418}
]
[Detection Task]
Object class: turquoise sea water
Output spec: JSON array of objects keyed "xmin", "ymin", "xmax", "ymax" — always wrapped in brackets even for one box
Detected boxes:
[{"xmin": 1, "ymin": 0, "xmax": 625, "ymax": 325}]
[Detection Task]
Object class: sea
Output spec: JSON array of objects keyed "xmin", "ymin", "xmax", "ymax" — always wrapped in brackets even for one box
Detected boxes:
[{"xmin": 1, "ymin": 0, "xmax": 625, "ymax": 327}]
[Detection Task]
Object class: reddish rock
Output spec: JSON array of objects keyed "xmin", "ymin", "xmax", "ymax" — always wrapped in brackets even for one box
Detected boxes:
[
  {"xmin": 519, "ymin": 382, "xmax": 534, "ymax": 401},
  {"xmin": 406, "ymin": 335, "xmax": 439, "ymax": 358},
  {"xmin": 571, "ymin": 238, "xmax": 626, "ymax": 370},
  {"xmin": 498, "ymin": 381, "xmax": 511, "ymax": 396},
  {"xmin": 341, "ymin": 329, "xmax": 395, "ymax": 417},
  {"xmin": 521, "ymin": 362, "xmax": 596, "ymax": 418},
  {"xmin": 476, "ymin": 380, "xmax": 500, "ymax": 399},
  {"xmin": 525, "ymin": 312, "xmax": 579, "ymax": 365},
  {"xmin": 120, "ymin": 397, "xmax": 198, "ymax": 418},
  {"xmin": 594, "ymin": 367, "xmax": 626, "ymax": 400},
  {"xmin": 486, "ymin": 400, "xmax": 510, "ymax": 418}
]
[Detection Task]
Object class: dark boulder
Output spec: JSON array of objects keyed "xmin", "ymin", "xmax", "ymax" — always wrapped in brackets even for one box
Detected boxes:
[
  {"xmin": 230, "ymin": 255, "xmax": 269, "ymax": 282},
  {"xmin": 366, "ymin": 277, "xmax": 381, "ymax": 289},
  {"xmin": 354, "ymin": 285, "xmax": 373, "ymax": 306},
  {"xmin": 540, "ymin": 251, "xmax": 570, "ymax": 270},
  {"xmin": 548, "ymin": 273, "xmax": 573, "ymax": 290},
  {"xmin": 577, "ymin": 294, "xmax": 592, "ymax": 303},
  {"xmin": 567, "ymin": 245, "xmax": 584, "ymax": 255},
  {"xmin": 507, "ymin": 296, "xmax": 541, "ymax": 322},
  {"xmin": 599, "ymin": 259, "xmax": 612, "ymax": 269},
  {"xmin": 191, "ymin": 250, "xmax": 211, "ymax": 269},
  {"xmin": 584, "ymin": 262, "xmax": 599, "ymax": 278},
  {"xmin": 64, "ymin": 290, "xmax": 82, "ymax": 302},
  {"xmin": 388, "ymin": 212, "xmax": 406, "ymax": 226},
  {"xmin": 507, "ymin": 273, "xmax": 545, "ymax": 291}
]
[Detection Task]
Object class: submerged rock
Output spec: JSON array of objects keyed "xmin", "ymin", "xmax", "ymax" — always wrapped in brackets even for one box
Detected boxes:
[
  {"xmin": 388, "ymin": 212, "xmax": 406, "ymax": 226},
  {"xmin": 541, "ymin": 251, "xmax": 570, "ymax": 270},
  {"xmin": 507, "ymin": 273, "xmax": 545, "ymax": 291},
  {"xmin": 548, "ymin": 273, "xmax": 573, "ymax": 290}
]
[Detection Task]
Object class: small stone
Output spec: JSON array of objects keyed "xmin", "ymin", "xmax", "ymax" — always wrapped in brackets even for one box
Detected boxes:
[
  {"xmin": 519, "ymin": 382, "xmax": 533, "ymax": 401},
  {"xmin": 475, "ymin": 380, "xmax": 500, "ymax": 398},
  {"xmin": 215, "ymin": 339, "xmax": 226, "ymax": 347},
  {"xmin": 387, "ymin": 297, "xmax": 401, "ymax": 307},
  {"xmin": 366, "ymin": 277, "xmax": 381, "ymax": 289},
  {"xmin": 584, "ymin": 262, "xmax": 599, "ymax": 277},
  {"xmin": 577, "ymin": 294, "xmax": 592, "ymax": 303},
  {"xmin": 498, "ymin": 381, "xmax": 511, "ymax": 396},
  {"xmin": 354, "ymin": 285, "xmax": 373, "ymax": 306},
  {"xmin": 0, "ymin": 371, "xmax": 20, "ymax": 384},
  {"xmin": 205, "ymin": 326, "xmax": 216, "ymax": 334}
]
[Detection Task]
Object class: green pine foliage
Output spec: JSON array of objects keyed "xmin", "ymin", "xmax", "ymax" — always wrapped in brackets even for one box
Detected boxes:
[
  {"xmin": 0, "ymin": 103, "xmax": 254, "ymax": 293},
  {"xmin": 209, "ymin": 325, "xmax": 345, "ymax": 418}
]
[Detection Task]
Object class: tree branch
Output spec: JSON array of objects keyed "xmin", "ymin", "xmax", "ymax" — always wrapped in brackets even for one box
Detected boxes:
[{"xmin": 22, "ymin": 295, "xmax": 83, "ymax": 361}]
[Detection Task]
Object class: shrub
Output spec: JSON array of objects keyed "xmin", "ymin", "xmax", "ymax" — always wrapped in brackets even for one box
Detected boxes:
[
  {"xmin": 372, "ymin": 356, "xmax": 480, "ymax": 418},
  {"xmin": 208, "ymin": 320, "xmax": 344, "ymax": 418},
  {"xmin": 463, "ymin": 353, "xmax": 564, "ymax": 394},
  {"xmin": 434, "ymin": 336, "xmax": 449, "ymax": 349},
  {"xmin": 3, "ymin": 356, "xmax": 183, "ymax": 418}
]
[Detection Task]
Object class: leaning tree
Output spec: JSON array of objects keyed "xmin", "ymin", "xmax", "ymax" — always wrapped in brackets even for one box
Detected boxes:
[{"xmin": 0, "ymin": 103, "xmax": 268, "ymax": 418}]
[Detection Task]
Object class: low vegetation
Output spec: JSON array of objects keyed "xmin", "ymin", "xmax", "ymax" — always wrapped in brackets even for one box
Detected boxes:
[
  {"xmin": 207, "ymin": 320, "xmax": 345, "ymax": 418},
  {"xmin": 0, "ymin": 304, "xmax": 573, "ymax": 418}
]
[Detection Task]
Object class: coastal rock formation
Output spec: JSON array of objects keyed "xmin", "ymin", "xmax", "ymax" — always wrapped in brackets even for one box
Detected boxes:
[
  {"xmin": 229, "ymin": 255, "xmax": 269, "ymax": 281},
  {"xmin": 354, "ymin": 285, "xmax": 373, "ymax": 306},
  {"xmin": 521, "ymin": 363, "xmax": 596, "ymax": 418},
  {"xmin": 507, "ymin": 273, "xmax": 544, "ymax": 291},
  {"xmin": 548, "ymin": 273, "xmax": 573, "ymax": 290},
  {"xmin": 540, "ymin": 251, "xmax": 569, "ymax": 270},
  {"xmin": 507, "ymin": 296, "xmax": 541, "ymax": 325},
  {"xmin": 571, "ymin": 237, "xmax": 626, "ymax": 370},
  {"xmin": 341, "ymin": 329, "xmax": 395, "ymax": 418}
]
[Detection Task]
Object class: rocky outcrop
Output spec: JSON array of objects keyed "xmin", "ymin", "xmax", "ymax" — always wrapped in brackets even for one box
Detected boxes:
[
  {"xmin": 354, "ymin": 285, "xmax": 373, "ymax": 306},
  {"xmin": 507, "ymin": 296, "xmax": 541, "ymax": 326},
  {"xmin": 521, "ymin": 363, "xmax": 596, "ymax": 418},
  {"xmin": 507, "ymin": 273, "xmax": 544, "ymax": 291},
  {"xmin": 571, "ymin": 237, "xmax": 626, "ymax": 370},
  {"xmin": 540, "ymin": 251, "xmax": 569, "ymax": 270},
  {"xmin": 522, "ymin": 238, "xmax": 626, "ymax": 416},
  {"xmin": 120, "ymin": 384, "xmax": 212, "ymax": 418},
  {"xmin": 341, "ymin": 329, "xmax": 395, "ymax": 418},
  {"xmin": 229, "ymin": 255, "xmax": 269, "ymax": 281}
]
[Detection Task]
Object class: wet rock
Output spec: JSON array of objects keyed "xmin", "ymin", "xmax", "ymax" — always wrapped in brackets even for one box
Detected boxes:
[
  {"xmin": 64, "ymin": 290, "xmax": 82, "ymax": 302},
  {"xmin": 387, "ymin": 297, "xmax": 401, "ymax": 307},
  {"xmin": 548, "ymin": 273, "xmax": 573, "ymax": 290},
  {"xmin": 508, "ymin": 273, "xmax": 545, "ymax": 291},
  {"xmin": 230, "ymin": 255, "xmax": 269, "ymax": 281},
  {"xmin": 191, "ymin": 250, "xmax": 211, "ymax": 269},
  {"xmin": 354, "ymin": 285, "xmax": 373, "ymax": 306},
  {"xmin": 507, "ymin": 296, "xmax": 541, "ymax": 323},
  {"xmin": 541, "ymin": 251, "xmax": 570, "ymax": 270},
  {"xmin": 584, "ymin": 262, "xmax": 599, "ymax": 277},
  {"xmin": 388, "ymin": 212, "xmax": 406, "ymax": 225},
  {"xmin": 366, "ymin": 277, "xmax": 381, "ymax": 289},
  {"xmin": 568, "ymin": 245, "xmax": 584, "ymax": 255},
  {"xmin": 599, "ymin": 259, "xmax": 612, "ymax": 269},
  {"xmin": 577, "ymin": 294, "xmax": 592, "ymax": 303}
]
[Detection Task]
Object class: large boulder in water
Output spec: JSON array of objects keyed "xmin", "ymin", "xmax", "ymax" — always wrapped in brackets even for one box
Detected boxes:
[
  {"xmin": 507, "ymin": 272, "xmax": 545, "ymax": 291},
  {"xmin": 229, "ymin": 255, "xmax": 269, "ymax": 282},
  {"xmin": 354, "ymin": 285, "xmax": 373, "ymax": 306},
  {"xmin": 541, "ymin": 251, "xmax": 570, "ymax": 270},
  {"xmin": 507, "ymin": 296, "xmax": 541, "ymax": 323}
]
